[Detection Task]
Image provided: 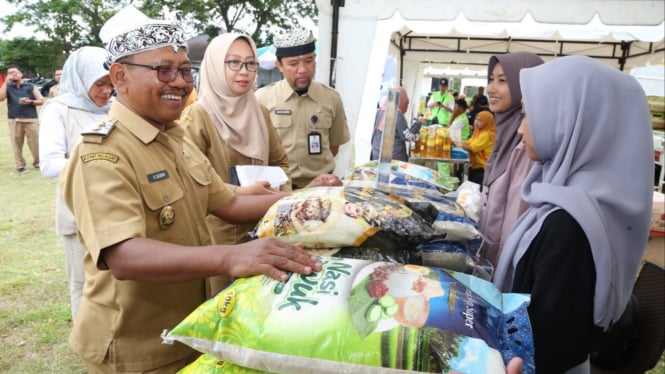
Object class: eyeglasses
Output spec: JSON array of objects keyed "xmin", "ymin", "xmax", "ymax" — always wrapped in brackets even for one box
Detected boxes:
[
  {"xmin": 224, "ymin": 60, "xmax": 259, "ymax": 72},
  {"xmin": 120, "ymin": 62, "xmax": 194, "ymax": 83}
]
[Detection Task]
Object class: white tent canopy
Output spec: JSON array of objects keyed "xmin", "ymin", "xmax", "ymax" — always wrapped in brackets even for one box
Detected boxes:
[{"xmin": 314, "ymin": 0, "xmax": 665, "ymax": 174}]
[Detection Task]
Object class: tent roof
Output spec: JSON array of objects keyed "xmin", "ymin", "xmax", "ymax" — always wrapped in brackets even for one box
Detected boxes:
[
  {"xmin": 314, "ymin": 0, "xmax": 665, "ymax": 172},
  {"xmin": 334, "ymin": 0, "xmax": 664, "ymax": 25},
  {"xmin": 391, "ymin": 11, "xmax": 664, "ymax": 71}
]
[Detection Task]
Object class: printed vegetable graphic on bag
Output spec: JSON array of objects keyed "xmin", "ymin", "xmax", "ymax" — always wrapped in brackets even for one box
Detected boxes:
[{"xmin": 163, "ymin": 257, "xmax": 535, "ymax": 373}]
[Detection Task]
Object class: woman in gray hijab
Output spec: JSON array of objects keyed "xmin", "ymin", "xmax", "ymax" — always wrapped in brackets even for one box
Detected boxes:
[
  {"xmin": 494, "ymin": 56, "xmax": 653, "ymax": 372},
  {"xmin": 39, "ymin": 46, "xmax": 114, "ymax": 321}
]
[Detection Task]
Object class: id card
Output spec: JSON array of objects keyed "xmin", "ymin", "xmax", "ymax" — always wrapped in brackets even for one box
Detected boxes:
[{"xmin": 308, "ymin": 131, "xmax": 322, "ymax": 155}]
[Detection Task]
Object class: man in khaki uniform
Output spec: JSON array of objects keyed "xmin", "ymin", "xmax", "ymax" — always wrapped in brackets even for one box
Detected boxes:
[
  {"xmin": 58, "ymin": 6, "xmax": 321, "ymax": 373},
  {"xmin": 255, "ymin": 28, "xmax": 350, "ymax": 188},
  {"xmin": 48, "ymin": 69, "xmax": 62, "ymax": 97}
]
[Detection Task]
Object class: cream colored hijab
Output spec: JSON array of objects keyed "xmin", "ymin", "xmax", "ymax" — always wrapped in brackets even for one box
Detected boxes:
[{"xmin": 198, "ymin": 33, "xmax": 269, "ymax": 163}]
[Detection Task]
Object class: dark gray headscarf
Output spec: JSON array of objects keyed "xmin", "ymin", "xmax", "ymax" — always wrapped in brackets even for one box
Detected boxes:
[
  {"xmin": 484, "ymin": 52, "xmax": 544, "ymax": 185},
  {"xmin": 493, "ymin": 56, "xmax": 653, "ymax": 329}
]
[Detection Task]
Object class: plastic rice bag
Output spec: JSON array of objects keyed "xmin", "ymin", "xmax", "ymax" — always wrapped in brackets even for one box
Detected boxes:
[
  {"xmin": 164, "ymin": 257, "xmax": 535, "ymax": 374},
  {"xmin": 418, "ymin": 240, "xmax": 494, "ymax": 281},
  {"xmin": 251, "ymin": 186, "xmax": 436, "ymax": 250},
  {"xmin": 345, "ymin": 160, "xmax": 458, "ymax": 193},
  {"xmin": 388, "ymin": 186, "xmax": 480, "ymax": 242}
]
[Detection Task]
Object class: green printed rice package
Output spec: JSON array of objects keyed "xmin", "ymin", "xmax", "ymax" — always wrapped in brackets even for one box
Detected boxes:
[
  {"xmin": 164, "ymin": 257, "xmax": 535, "ymax": 373},
  {"xmin": 178, "ymin": 353, "xmax": 266, "ymax": 373},
  {"xmin": 251, "ymin": 186, "xmax": 436, "ymax": 250}
]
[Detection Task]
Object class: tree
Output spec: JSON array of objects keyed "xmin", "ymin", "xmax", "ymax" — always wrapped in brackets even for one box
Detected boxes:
[
  {"xmin": 0, "ymin": 38, "xmax": 67, "ymax": 78},
  {"xmin": 2, "ymin": 0, "xmax": 318, "ymax": 53},
  {"xmin": 1, "ymin": 0, "xmax": 125, "ymax": 56},
  {"xmin": 137, "ymin": 0, "xmax": 318, "ymax": 46}
]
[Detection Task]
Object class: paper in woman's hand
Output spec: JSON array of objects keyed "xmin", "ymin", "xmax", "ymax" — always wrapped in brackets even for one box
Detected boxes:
[{"xmin": 234, "ymin": 165, "xmax": 288, "ymax": 189}]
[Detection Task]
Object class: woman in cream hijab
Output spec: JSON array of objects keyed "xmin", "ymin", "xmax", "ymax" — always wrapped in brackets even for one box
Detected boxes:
[
  {"xmin": 39, "ymin": 46, "xmax": 114, "ymax": 321},
  {"xmin": 494, "ymin": 56, "xmax": 653, "ymax": 372},
  {"xmin": 181, "ymin": 33, "xmax": 292, "ymax": 294}
]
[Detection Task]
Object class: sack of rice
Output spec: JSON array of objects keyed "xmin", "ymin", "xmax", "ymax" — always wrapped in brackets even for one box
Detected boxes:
[
  {"xmin": 164, "ymin": 257, "xmax": 535, "ymax": 374},
  {"xmin": 418, "ymin": 239, "xmax": 494, "ymax": 281},
  {"xmin": 251, "ymin": 186, "xmax": 436, "ymax": 250},
  {"xmin": 388, "ymin": 186, "xmax": 480, "ymax": 242}
]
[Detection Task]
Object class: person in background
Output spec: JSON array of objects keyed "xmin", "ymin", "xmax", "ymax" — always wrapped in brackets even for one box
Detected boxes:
[
  {"xmin": 39, "ymin": 46, "xmax": 113, "ymax": 321},
  {"xmin": 447, "ymin": 98, "xmax": 471, "ymax": 141},
  {"xmin": 59, "ymin": 6, "xmax": 321, "ymax": 372},
  {"xmin": 0, "ymin": 65, "xmax": 44, "ymax": 174},
  {"xmin": 469, "ymin": 86, "xmax": 490, "ymax": 122},
  {"xmin": 427, "ymin": 78, "xmax": 454, "ymax": 126},
  {"xmin": 49, "ymin": 69, "xmax": 63, "ymax": 98},
  {"xmin": 494, "ymin": 55, "xmax": 653, "ymax": 373},
  {"xmin": 255, "ymin": 28, "xmax": 350, "ymax": 189},
  {"xmin": 454, "ymin": 110, "xmax": 496, "ymax": 186},
  {"xmin": 181, "ymin": 33, "xmax": 293, "ymax": 295},
  {"xmin": 477, "ymin": 52, "xmax": 544, "ymax": 267},
  {"xmin": 370, "ymin": 86, "xmax": 410, "ymax": 162}
]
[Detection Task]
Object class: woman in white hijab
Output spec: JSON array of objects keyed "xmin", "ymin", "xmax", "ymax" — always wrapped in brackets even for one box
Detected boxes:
[
  {"xmin": 494, "ymin": 55, "xmax": 653, "ymax": 372},
  {"xmin": 39, "ymin": 46, "xmax": 114, "ymax": 321}
]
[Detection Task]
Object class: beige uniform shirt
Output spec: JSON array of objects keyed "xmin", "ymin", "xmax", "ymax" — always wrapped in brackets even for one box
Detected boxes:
[
  {"xmin": 181, "ymin": 102, "xmax": 292, "ymax": 245},
  {"xmin": 59, "ymin": 101, "xmax": 234, "ymax": 371},
  {"xmin": 255, "ymin": 79, "xmax": 350, "ymax": 187}
]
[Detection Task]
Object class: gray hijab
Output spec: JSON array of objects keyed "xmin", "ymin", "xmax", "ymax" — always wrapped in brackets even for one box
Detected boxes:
[
  {"xmin": 484, "ymin": 52, "xmax": 544, "ymax": 185},
  {"xmin": 48, "ymin": 46, "xmax": 110, "ymax": 114},
  {"xmin": 493, "ymin": 56, "xmax": 653, "ymax": 329}
]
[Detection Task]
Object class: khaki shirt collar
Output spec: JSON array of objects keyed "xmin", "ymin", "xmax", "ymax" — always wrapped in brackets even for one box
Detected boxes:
[
  {"xmin": 275, "ymin": 79, "xmax": 325, "ymax": 104},
  {"xmin": 109, "ymin": 101, "xmax": 184, "ymax": 143}
]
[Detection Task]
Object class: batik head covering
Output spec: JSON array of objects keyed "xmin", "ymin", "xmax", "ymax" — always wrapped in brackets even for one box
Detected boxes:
[
  {"xmin": 493, "ymin": 56, "xmax": 653, "ymax": 329},
  {"xmin": 99, "ymin": 5, "xmax": 187, "ymax": 69},
  {"xmin": 46, "ymin": 46, "xmax": 110, "ymax": 114},
  {"xmin": 197, "ymin": 33, "xmax": 269, "ymax": 163},
  {"xmin": 484, "ymin": 52, "xmax": 544, "ymax": 185},
  {"xmin": 274, "ymin": 28, "xmax": 316, "ymax": 59}
]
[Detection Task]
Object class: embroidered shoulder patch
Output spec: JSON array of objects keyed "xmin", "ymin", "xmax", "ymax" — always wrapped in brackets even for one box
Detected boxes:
[{"xmin": 81, "ymin": 152, "xmax": 119, "ymax": 163}]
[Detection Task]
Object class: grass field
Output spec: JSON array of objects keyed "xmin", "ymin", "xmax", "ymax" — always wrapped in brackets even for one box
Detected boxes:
[
  {"xmin": 0, "ymin": 104, "xmax": 86, "ymax": 372},
  {"xmin": 0, "ymin": 103, "xmax": 662, "ymax": 373}
]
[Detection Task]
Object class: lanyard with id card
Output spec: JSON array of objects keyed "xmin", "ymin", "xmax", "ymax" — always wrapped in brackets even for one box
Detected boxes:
[
  {"xmin": 308, "ymin": 131, "xmax": 322, "ymax": 155},
  {"xmin": 307, "ymin": 114, "xmax": 322, "ymax": 155}
]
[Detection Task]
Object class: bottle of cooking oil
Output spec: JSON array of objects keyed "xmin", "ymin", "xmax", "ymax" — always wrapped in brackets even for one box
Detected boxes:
[
  {"xmin": 426, "ymin": 125, "xmax": 438, "ymax": 158},
  {"xmin": 419, "ymin": 126, "xmax": 428, "ymax": 156},
  {"xmin": 442, "ymin": 129, "xmax": 452, "ymax": 159},
  {"xmin": 435, "ymin": 126, "xmax": 446, "ymax": 158},
  {"xmin": 424, "ymin": 109, "xmax": 433, "ymax": 127}
]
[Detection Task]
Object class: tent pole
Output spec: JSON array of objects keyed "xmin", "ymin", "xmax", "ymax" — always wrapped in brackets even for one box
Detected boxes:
[
  {"xmin": 619, "ymin": 41, "xmax": 630, "ymax": 71},
  {"xmin": 329, "ymin": 0, "xmax": 345, "ymax": 87}
]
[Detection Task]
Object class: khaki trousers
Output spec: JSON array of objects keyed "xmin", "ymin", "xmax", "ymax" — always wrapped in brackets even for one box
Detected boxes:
[{"xmin": 8, "ymin": 118, "xmax": 39, "ymax": 169}]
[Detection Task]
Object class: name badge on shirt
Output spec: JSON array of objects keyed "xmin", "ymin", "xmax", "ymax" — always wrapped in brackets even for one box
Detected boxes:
[
  {"xmin": 274, "ymin": 109, "xmax": 292, "ymax": 115},
  {"xmin": 147, "ymin": 170, "xmax": 169, "ymax": 183},
  {"xmin": 308, "ymin": 131, "xmax": 322, "ymax": 155}
]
